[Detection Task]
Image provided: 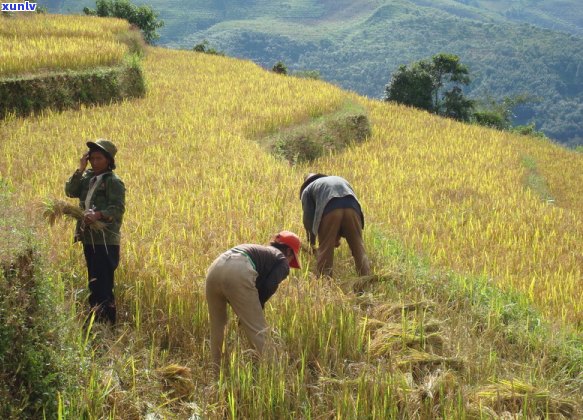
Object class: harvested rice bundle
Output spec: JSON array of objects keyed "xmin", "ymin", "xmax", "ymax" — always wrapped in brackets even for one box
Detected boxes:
[
  {"xmin": 375, "ymin": 301, "xmax": 436, "ymax": 320},
  {"xmin": 473, "ymin": 379, "xmax": 576, "ymax": 418},
  {"xmin": 156, "ymin": 364, "xmax": 194, "ymax": 399},
  {"xmin": 368, "ymin": 323, "xmax": 444, "ymax": 356},
  {"xmin": 397, "ymin": 349, "xmax": 465, "ymax": 373},
  {"xmin": 42, "ymin": 198, "xmax": 106, "ymax": 230}
]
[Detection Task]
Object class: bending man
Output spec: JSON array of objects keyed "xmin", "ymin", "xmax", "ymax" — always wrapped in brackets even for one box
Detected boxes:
[
  {"xmin": 205, "ymin": 231, "xmax": 301, "ymax": 366},
  {"xmin": 300, "ymin": 173, "xmax": 371, "ymax": 277}
]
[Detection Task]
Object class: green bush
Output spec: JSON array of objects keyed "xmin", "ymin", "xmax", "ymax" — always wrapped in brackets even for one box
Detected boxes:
[
  {"xmin": 84, "ymin": 0, "xmax": 164, "ymax": 44},
  {"xmin": 192, "ymin": 39, "xmax": 225, "ymax": 56},
  {"xmin": 0, "ymin": 182, "xmax": 79, "ymax": 418},
  {"xmin": 293, "ymin": 70, "xmax": 321, "ymax": 80},
  {"xmin": 263, "ymin": 102, "xmax": 371, "ymax": 164},
  {"xmin": 115, "ymin": 28, "xmax": 147, "ymax": 57},
  {"xmin": 511, "ymin": 123, "xmax": 547, "ymax": 138},
  {"xmin": 272, "ymin": 61, "xmax": 288, "ymax": 75}
]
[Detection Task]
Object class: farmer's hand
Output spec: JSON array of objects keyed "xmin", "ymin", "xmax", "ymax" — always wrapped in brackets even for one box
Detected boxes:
[
  {"xmin": 78, "ymin": 151, "xmax": 89, "ymax": 172},
  {"xmin": 84, "ymin": 210, "xmax": 102, "ymax": 225}
]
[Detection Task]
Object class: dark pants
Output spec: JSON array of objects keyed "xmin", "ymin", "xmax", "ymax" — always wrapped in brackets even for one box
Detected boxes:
[
  {"xmin": 83, "ymin": 244, "xmax": 119, "ymax": 324},
  {"xmin": 317, "ymin": 208, "xmax": 371, "ymax": 277}
]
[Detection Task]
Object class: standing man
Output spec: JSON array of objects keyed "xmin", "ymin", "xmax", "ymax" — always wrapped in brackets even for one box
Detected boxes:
[
  {"xmin": 300, "ymin": 173, "xmax": 371, "ymax": 277},
  {"xmin": 65, "ymin": 139, "xmax": 125, "ymax": 325},
  {"xmin": 205, "ymin": 231, "xmax": 301, "ymax": 367}
]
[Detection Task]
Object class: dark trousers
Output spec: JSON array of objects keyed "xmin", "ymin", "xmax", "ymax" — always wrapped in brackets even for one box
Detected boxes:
[
  {"xmin": 83, "ymin": 244, "xmax": 119, "ymax": 324},
  {"xmin": 317, "ymin": 208, "xmax": 371, "ymax": 277}
]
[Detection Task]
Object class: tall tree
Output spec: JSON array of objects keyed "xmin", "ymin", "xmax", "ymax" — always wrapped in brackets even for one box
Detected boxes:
[
  {"xmin": 384, "ymin": 64, "xmax": 434, "ymax": 111},
  {"xmin": 384, "ymin": 53, "xmax": 473, "ymax": 121}
]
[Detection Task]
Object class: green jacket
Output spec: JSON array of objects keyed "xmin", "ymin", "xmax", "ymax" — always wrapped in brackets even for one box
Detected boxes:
[{"xmin": 65, "ymin": 169, "xmax": 125, "ymax": 245}]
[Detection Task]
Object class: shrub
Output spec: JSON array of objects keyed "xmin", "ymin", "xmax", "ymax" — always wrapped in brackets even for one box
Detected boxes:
[
  {"xmin": 0, "ymin": 181, "xmax": 79, "ymax": 418},
  {"xmin": 293, "ymin": 70, "xmax": 320, "ymax": 80},
  {"xmin": 272, "ymin": 61, "xmax": 288, "ymax": 75},
  {"xmin": 262, "ymin": 102, "xmax": 371, "ymax": 164},
  {"xmin": 192, "ymin": 40, "xmax": 225, "ymax": 56},
  {"xmin": 0, "ymin": 63, "xmax": 145, "ymax": 118},
  {"xmin": 84, "ymin": 0, "xmax": 164, "ymax": 44}
]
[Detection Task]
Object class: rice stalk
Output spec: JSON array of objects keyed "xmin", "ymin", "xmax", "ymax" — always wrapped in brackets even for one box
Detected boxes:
[
  {"xmin": 417, "ymin": 369, "xmax": 460, "ymax": 401},
  {"xmin": 473, "ymin": 379, "xmax": 576, "ymax": 418},
  {"xmin": 42, "ymin": 198, "xmax": 106, "ymax": 230},
  {"xmin": 375, "ymin": 301, "xmax": 436, "ymax": 320},
  {"xmin": 369, "ymin": 330, "xmax": 444, "ymax": 356},
  {"xmin": 397, "ymin": 349, "xmax": 465, "ymax": 373},
  {"xmin": 343, "ymin": 274, "xmax": 382, "ymax": 294}
]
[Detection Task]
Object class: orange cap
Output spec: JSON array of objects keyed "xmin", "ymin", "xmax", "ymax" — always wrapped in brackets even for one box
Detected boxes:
[{"xmin": 273, "ymin": 231, "xmax": 301, "ymax": 269}]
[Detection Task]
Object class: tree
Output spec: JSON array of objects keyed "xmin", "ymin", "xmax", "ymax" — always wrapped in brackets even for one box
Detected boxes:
[
  {"xmin": 384, "ymin": 53, "xmax": 473, "ymax": 121},
  {"xmin": 272, "ymin": 61, "xmax": 288, "ymax": 75},
  {"xmin": 473, "ymin": 94, "xmax": 533, "ymax": 130},
  {"xmin": 444, "ymin": 86, "xmax": 474, "ymax": 121},
  {"xmin": 384, "ymin": 64, "xmax": 433, "ymax": 111},
  {"xmin": 192, "ymin": 40, "xmax": 224, "ymax": 55},
  {"xmin": 84, "ymin": 0, "xmax": 164, "ymax": 44}
]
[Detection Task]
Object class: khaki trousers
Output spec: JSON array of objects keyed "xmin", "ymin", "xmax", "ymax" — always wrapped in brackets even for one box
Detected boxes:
[
  {"xmin": 317, "ymin": 208, "xmax": 371, "ymax": 277},
  {"xmin": 205, "ymin": 251, "xmax": 268, "ymax": 365}
]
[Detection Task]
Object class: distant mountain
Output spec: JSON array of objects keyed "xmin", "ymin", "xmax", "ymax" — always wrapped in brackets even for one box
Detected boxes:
[
  {"xmin": 45, "ymin": 0, "xmax": 583, "ymax": 145},
  {"xmin": 453, "ymin": 0, "xmax": 583, "ymax": 36}
]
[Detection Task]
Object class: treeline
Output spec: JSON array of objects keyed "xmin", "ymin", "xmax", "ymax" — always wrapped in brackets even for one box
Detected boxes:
[{"xmin": 383, "ymin": 53, "xmax": 546, "ymax": 137}]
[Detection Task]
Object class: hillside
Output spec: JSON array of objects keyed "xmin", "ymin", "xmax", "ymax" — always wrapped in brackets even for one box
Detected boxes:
[
  {"xmin": 0, "ymin": 14, "xmax": 145, "ymax": 118},
  {"xmin": 1, "ymin": 31, "xmax": 582, "ymax": 416},
  {"xmin": 45, "ymin": 0, "xmax": 583, "ymax": 146}
]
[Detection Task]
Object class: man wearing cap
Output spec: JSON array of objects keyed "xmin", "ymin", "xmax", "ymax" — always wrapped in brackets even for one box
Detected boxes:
[
  {"xmin": 205, "ymin": 231, "xmax": 301, "ymax": 367},
  {"xmin": 65, "ymin": 139, "xmax": 125, "ymax": 325},
  {"xmin": 300, "ymin": 173, "xmax": 371, "ymax": 277}
]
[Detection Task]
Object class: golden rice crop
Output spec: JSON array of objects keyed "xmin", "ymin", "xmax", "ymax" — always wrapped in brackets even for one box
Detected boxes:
[
  {"xmin": 0, "ymin": 14, "xmax": 129, "ymax": 38},
  {"xmin": 0, "ymin": 35, "xmax": 127, "ymax": 76},
  {"xmin": 0, "ymin": 45, "xmax": 581, "ymax": 327},
  {"xmin": 312, "ymin": 101, "xmax": 583, "ymax": 324},
  {"xmin": 0, "ymin": 47, "xmax": 347, "ymax": 337},
  {"xmin": 0, "ymin": 14, "xmax": 129, "ymax": 77},
  {"xmin": 1, "ymin": 38, "xmax": 581, "ymax": 417}
]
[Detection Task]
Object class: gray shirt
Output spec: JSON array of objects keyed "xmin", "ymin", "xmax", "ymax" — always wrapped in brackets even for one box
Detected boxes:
[{"xmin": 301, "ymin": 176, "xmax": 362, "ymax": 245}]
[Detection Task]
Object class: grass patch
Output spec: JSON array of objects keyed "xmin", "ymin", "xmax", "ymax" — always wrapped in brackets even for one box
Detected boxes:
[
  {"xmin": 258, "ymin": 101, "xmax": 371, "ymax": 164},
  {"xmin": 0, "ymin": 59, "xmax": 145, "ymax": 119},
  {"xmin": 521, "ymin": 155, "xmax": 554, "ymax": 203}
]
